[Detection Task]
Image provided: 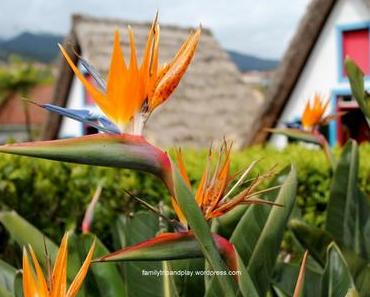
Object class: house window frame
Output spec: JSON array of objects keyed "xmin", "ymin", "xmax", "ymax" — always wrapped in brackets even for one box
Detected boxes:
[{"xmin": 336, "ymin": 21, "xmax": 370, "ymax": 82}]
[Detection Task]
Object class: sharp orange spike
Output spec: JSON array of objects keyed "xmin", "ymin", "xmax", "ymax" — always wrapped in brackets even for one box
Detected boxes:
[
  {"xmin": 106, "ymin": 30, "xmax": 128, "ymax": 124},
  {"xmin": 171, "ymin": 196, "xmax": 187, "ymax": 226},
  {"xmin": 50, "ymin": 233, "xmax": 68, "ymax": 297},
  {"xmin": 175, "ymin": 149, "xmax": 191, "ymax": 188},
  {"xmin": 149, "ymin": 27, "xmax": 201, "ymax": 110},
  {"xmin": 66, "ymin": 240, "xmax": 96, "ymax": 297},
  {"xmin": 23, "ymin": 248, "xmax": 39, "ymax": 297},
  {"xmin": 29, "ymin": 247, "xmax": 49, "ymax": 296},
  {"xmin": 302, "ymin": 94, "xmax": 330, "ymax": 129}
]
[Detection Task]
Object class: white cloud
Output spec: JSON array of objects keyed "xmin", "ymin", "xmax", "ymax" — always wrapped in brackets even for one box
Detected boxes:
[{"xmin": 0, "ymin": 0, "xmax": 311, "ymax": 58}]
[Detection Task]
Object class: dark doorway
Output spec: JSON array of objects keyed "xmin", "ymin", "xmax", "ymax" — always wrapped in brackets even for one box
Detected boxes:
[{"xmin": 337, "ymin": 96, "xmax": 370, "ymax": 145}]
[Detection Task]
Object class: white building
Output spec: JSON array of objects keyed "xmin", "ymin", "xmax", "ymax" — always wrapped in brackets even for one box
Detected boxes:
[{"xmin": 252, "ymin": 0, "xmax": 370, "ymax": 147}]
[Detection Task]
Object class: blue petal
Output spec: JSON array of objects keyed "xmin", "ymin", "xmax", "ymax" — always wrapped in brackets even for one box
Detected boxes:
[
  {"xmin": 79, "ymin": 57, "xmax": 107, "ymax": 92},
  {"xmin": 41, "ymin": 104, "xmax": 119, "ymax": 134},
  {"xmin": 98, "ymin": 117, "xmax": 121, "ymax": 134}
]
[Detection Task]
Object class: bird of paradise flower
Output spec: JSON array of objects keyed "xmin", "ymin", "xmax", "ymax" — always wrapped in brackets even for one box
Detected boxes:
[
  {"xmin": 94, "ymin": 142, "xmax": 280, "ymax": 275},
  {"xmin": 269, "ymin": 94, "xmax": 338, "ymax": 168},
  {"xmin": 22, "ymin": 233, "xmax": 95, "ymax": 297},
  {"xmin": 35, "ymin": 13, "xmax": 201, "ymax": 136}
]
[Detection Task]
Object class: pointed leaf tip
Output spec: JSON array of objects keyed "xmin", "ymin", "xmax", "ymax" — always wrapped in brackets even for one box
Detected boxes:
[{"xmin": 0, "ymin": 134, "xmax": 172, "ymax": 184}]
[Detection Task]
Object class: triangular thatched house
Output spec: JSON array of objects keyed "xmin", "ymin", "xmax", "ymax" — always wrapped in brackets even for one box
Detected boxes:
[
  {"xmin": 251, "ymin": 0, "xmax": 370, "ymax": 147},
  {"xmin": 43, "ymin": 14, "xmax": 264, "ymax": 149}
]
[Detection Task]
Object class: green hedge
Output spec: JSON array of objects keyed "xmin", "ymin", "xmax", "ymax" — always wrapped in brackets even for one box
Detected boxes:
[{"xmin": 1, "ymin": 144, "xmax": 370, "ymax": 255}]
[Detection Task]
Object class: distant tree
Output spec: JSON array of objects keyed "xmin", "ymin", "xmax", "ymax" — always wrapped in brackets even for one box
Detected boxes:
[{"xmin": 0, "ymin": 55, "xmax": 52, "ymax": 141}]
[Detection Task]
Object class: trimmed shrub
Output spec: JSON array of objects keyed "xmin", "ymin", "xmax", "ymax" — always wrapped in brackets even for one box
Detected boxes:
[{"xmin": 0, "ymin": 143, "xmax": 369, "ymax": 253}]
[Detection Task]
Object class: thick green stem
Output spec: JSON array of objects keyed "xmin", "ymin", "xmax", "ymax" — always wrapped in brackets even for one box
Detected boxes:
[{"xmin": 169, "ymin": 160, "xmax": 238, "ymax": 296}]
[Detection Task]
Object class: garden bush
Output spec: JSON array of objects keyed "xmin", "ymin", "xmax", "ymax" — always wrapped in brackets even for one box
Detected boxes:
[{"xmin": 1, "ymin": 143, "xmax": 369, "ymax": 257}]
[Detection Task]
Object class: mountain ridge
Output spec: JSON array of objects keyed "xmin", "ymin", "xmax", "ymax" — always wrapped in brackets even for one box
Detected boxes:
[{"xmin": 0, "ymin": 32, "xmax": 279, "ymax": 71}]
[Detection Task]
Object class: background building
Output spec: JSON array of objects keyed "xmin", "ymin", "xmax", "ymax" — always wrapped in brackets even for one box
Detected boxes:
[{"xmin": 252, "ymin": 0, "xmax": 370, "ymax": 147}]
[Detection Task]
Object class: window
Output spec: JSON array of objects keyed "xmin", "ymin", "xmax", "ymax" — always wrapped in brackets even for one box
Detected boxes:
[
  {"xmin": 342, "ymin": 29, "xmax": 370, "ymax": 75},
  {"xmin": 340, "ymin": 26, "xmax": 370, "ymax": 77}
]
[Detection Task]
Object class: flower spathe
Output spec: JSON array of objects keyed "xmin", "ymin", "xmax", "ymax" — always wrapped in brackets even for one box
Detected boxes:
[
  {"xmin": 301, "ymin": 94, "xmax": 329, "ymax": 130},
  {"xmin": 59, "ymin": 14, "xmax": 201, "ymax": 135},
  {"xmin": 22, "ymin": 233, "xmax": 95, "ymax": 297}
]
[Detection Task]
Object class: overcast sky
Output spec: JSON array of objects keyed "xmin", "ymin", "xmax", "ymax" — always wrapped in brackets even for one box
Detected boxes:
[{"xmin": 0, "ymin": 0, "xmax": 311, "ymax": 59}]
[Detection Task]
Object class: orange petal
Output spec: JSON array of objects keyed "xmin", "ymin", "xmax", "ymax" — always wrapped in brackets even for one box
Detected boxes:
[
  {"xmin": 140, "ymin": 16, "xmax": 158, "ymax": 98},
  {"xmin": 22, "ymin": 248, "xmax": 39, "ymax": 297},
  {"xmin": 206, "ymin": 155, "xmax": 230, "ymax": 214},
  {"xmin": 106, "ymin": 30, "xmax": 127, "ymax": 123},
  {"xmin": 195, "ymin": 166, "xmax": 208, "ymax": 208},
  {"xmin": 302, "ymin": 101, "xmax": 313, "ymax": 128},
  {"xmin": 147, "ymin": 24, "xmax": 160, "ymax": 99},
  {"xmin": 141, "ymin": 15, "xmax": 157, "ymax": 74},
  {"xmin": 66, "ymin": 240, "xmax": 96, "ymax": 297},
  {"xmin": 128, "ymin": 26, "xmax": 138, "ymax": 71},
  {"xmin": 171, "ymin": 196, "xmax": 187, "ymax": 226},
  {"xmin": 302, "ymin": 95, "xmax": 329, "ymax": 128},
  {"xmin": 149, "ymin": 27, "xmax": 201, "ymax": 110},
  {"xmin": 175, "ymin": 149, "xmax": 191, "ymax": 188},
  {"xmin": 29, "ymin": 247, "xmax": 49, "ymax": 296},
  {"xmin": 116, "ymin": 26, "xmax": 144, "ymax": 124},
  {"xmin": 50, "ymin": 233, "xmax": 69, "ymax": 297}
]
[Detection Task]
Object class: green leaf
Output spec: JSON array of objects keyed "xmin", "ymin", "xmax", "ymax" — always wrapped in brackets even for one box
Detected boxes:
[
  {"xmin": 170, "ymin": 159, "xmax": 238, "ymax": 296},
  {"xmin": 269, "ymin": 129, "xmax": 336, "ymax": 169},
  {"xmin": 268, "ymin": 128, "xmax": 321, "ymax": 144},
  {"xmin": 161, "ymin": 261, "xmax": 180, "ymax": 297},
  {"xmin": 211, "ymin": 205, "xmax": 247, "ymax": 238},
  {"xmin": 0, "ymin": 134, "xmax": 172, "ymax": 182},
  {"xmin": 115, "ymin": 211, "xmax": 173, "ymax": 297},
  {"xmin": 230, "ymin": 166, "xmax": 297, "ymax": 297},
  {"xmin": 0, "ymin": 210, "xmax": 58, "ymax": 265},
  {"xmin": 272, "ymin": 285, "xmax": 291, "ymax": 297},
  {"xmin": 272, "ymin": 262, "xmax": 322, "ymax": 297},
  {"xmin": 168, "ymin": 259, "xmax": 205, "ymax": 297},
  {"xmin": 98, "ymin": 231, "xmax": 204, "ymax": 261},
  {"xmin": 345, "ymin": 58, "xmax": 370, "ymax": 122},
  {"xmin": 345, "ymin": 288, "xmax": 359, "ymax": 297},
  {"xmin": 236, "ymin": 253, "xmax": 259, "ymax": 297},
  {"xmin": 0, "ymin": 286, "xmax": 13, "ymax": 297},
  {"xmin": 97, "ymin": 231, "xmax": 235, "ymax": 264},
  {"xmin": 96, "ymin": 232, "xmax": 203, "ymax": 262},
  {"xmin": 289, "ymin": 219, "xmax": 333, "ymax": 266},
  {"xmin": 340, "ymin": 248, "xmax": 370, "ymax": 297},
  {"xmin": 325, "ymin": 140, "xmax": 370, "ymax": 259},
  {"xmin": 0, "ymin": 260, "xmax": 16, "ymax": 296},
  {"xmin": 13, "ymin": 272, "xmax": 22, "ymax": 297},
  {"xmin": 321, "ymin": 243, "xmax": 355, "ymax": 297},
  {"xmin": 79, "ymin": 234, "xmax": 126, "ymax": 297}
]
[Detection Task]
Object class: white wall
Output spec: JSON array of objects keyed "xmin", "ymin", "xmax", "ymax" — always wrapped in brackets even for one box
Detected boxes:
[{"xmin": 271, "ymin": 0, "xmax": 370, "ymax": 147}]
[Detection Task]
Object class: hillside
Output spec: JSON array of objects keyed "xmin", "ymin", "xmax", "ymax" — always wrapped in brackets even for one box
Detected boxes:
[
  {"xmin": 227, "ymin": 50, "xmax": 279, "ymax": 72},
  {"xmin": 0, "ymin": 32, "xmax": 279, "ymax": 71},
  {"xmin": 0, "ymin": 32, "xmax": 63, "ymax": 63}
]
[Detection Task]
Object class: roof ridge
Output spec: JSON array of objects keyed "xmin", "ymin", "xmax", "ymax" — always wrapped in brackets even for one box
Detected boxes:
[{"xmin": 72, "ymin": 13, "xmax": 211, "ymax": 35}]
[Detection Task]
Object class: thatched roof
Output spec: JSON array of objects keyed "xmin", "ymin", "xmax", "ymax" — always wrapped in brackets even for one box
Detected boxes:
[
  {"xmin": 250, "ymin": 0, "xmax": 337, "ymax": 144},
  {"xmin": 43, "ymin": 14, "xmax": 264, "ymax": 148}
]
